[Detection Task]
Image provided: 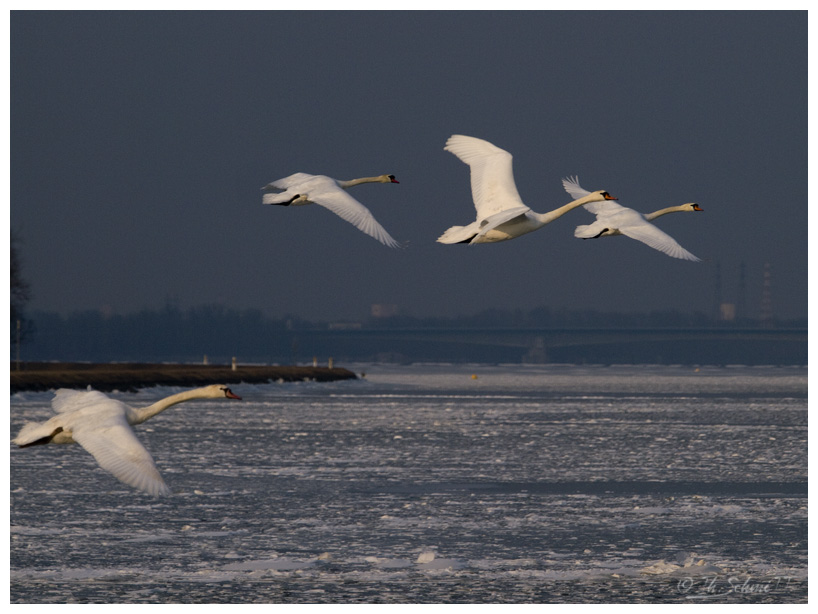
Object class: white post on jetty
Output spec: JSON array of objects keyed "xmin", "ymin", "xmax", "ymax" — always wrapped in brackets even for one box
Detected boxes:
[
  {"xmin": 313, "ymin": 356, "xmax": 318, "ymax": 367},
  {"xmin": 231, "ymin": 357, "xmax": 237, "ymax": 371},
  {"xmin": 328, "ymin": 357, "xmax": 333, "ymax": 369},
  {"xmin": 203, "ymin": 354, "xmax": 208, "ymax": 365}
]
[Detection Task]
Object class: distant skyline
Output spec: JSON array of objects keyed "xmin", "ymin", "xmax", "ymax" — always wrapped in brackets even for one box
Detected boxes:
[{"xmin": 10, "ymin": 11, "xmax": 808, "ymax": 323}]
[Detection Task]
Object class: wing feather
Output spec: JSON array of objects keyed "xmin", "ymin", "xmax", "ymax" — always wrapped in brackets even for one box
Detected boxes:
[
  {"xmin": 619, "ymin": 224, "xmax": 702, "ymax": 261},
  {"xmin": 263, "ymin": 172, "xmax": 316, "ymax": 191},
  {"xmin": 72, "ymin": 414, "xmax": 171, "ymax": 496},
  {"xmin": 478, "ymin": 207, "xmax": 530, "ymax": 231},
  {"xmin": 562, "ymin": 176, "xmax": 624, "ymax": 215},
  {"xmin": 308, "ymin": 183, "xmax": 401, "ymax": 248},
  {"xmin": 445, "ymin": 135, "xmax": 526, "ymax": 218}
]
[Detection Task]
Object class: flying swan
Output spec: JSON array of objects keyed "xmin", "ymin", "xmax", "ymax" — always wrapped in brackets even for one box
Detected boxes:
[
  {"xmin": 13, "ymin": 384, "xmax": 242, "ymax": 496},
  {"xmin": 262, "ymin": 173, "xmax": 402, "ymax": 247},
  {"xmin": 562, "ymin": 176, "xmax": 702, "ymax": 261},
  {"xmin": 437, "ymin": 135, "xmax": 617, "ymax": 244}
]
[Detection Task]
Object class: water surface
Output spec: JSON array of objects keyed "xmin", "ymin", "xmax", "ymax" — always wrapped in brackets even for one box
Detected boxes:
[{"xmin": 9, "ymin": 364, "xmax": 808, "ymax": 603}]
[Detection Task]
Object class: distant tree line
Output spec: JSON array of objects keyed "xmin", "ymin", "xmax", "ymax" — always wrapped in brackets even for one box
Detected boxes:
[
  {"xmin": 10, "ymin": 232, "xmax": 31, "ymax": 340},
  {"xmin": 21, "ymin": 305, "xmax": 305, "ymax": 364},
  {"xmin": 365, "ymin": 307, "xmax": 718, "ymax": 329},
  {"xmin": 17, "ymin": 303, "xmax": 805, "ymax": 364}
]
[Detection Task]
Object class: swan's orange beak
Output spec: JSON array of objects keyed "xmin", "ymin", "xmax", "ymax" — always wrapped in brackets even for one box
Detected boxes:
[
  {"xmin": 390, "ymin": 178, "xmax": 400, "ymax": 184},
  {"xmin": 603, "ymin": 192, "xmax": 617, "ymax": 200},
  {"xmin": 692, "ymin": 204, "xmax": 702, "ymax": 211},
  {"xmin": 225, "ymin": 389, "xmax": 242, "ymax": 400}
]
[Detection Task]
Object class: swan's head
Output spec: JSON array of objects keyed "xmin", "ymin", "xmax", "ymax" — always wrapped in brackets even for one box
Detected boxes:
[
  {"xmin": 590, "ymin": 190, "xmax": 617, "ymax": 201},
  {"xmin": 683, "ymin": 203, "xmax": 702, "ymax": 211},
  {"xmin": 199, "ymin": 384, "xmax": 242, "ymax": 400},
  {"xmin": 380, "ymin": 174, "xmax": 399, "ymax": 184}
]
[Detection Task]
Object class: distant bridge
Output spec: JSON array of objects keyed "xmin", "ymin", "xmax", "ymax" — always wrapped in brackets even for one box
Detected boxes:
[{"xmin": 287, "ymin": 327, "xmax": 808, "ymax": 365}]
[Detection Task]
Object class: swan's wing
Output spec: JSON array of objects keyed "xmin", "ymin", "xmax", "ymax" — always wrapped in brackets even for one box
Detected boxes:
[
  {"xmin": 470, "ymin": 207, "xmax": 531, "ymax": 242},
  {"xmin": 562, "ymin": 176, "xmax": 624, "ymax": 216},
  {"xmin": 52, "ymin": 388, "xmax": 113, "ymax": 414},
  {"xmin": 561, "ymin": 176, "xmax": 593, "ymax": 200},
  {"xmin": 477, "ymin": 207, "xmax": 530, "ymax": 233},
  {"xmin": 263, "ymin": 172, "xmax": 316, "ymax": 191},
  {"xmin": 308, "ymin": 183, "xmax": 401, "ymax": 248},
  {"xmin": 619, "ymin": 221, "xmax": 702, "ymax": 262},
  {"xmin": 71, "ymin": 410, "xmax": 171, "ymax": 496},
  {"xmin": 445, "ymin": 135, "xmax": 526, "ymax": 218}
]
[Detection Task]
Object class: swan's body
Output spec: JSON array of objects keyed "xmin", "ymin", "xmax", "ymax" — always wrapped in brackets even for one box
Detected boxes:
[
  {"xmin": 13, "ymin": 384, "xmax": 241, "ymax": 496},
  {"xmin": 563, "ymin": 176, "xmax": 702, "ymax": 261},
  {"xmin": 262, "ymin": 173, "xmax": 401, "ymax": 247},
  {"xmin": 438, "ymin": 135, "xmax": 617, "ymax": 244}
]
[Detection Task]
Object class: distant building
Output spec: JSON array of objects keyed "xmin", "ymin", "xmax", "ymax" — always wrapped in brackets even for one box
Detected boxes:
[
  {"xmin": 371, "ymin": 303, "xmax": 399, "ymax": 318},
  {"xmin": 719, "ymin": 303, "xmax": 736, "ymax": 322}
]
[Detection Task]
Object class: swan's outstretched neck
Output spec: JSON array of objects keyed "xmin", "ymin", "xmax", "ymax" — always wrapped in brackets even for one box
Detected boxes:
[
  {"xmin": 130, "ymin": 389, "xmax": 210, "ymax": 425},
  {"xmin": 644, "ymin": 205, "xmax": 697, "ymax": 221},
  {"xmin": 534, "ymin": 192, "xmax": 609, "ymax": 225},
  {"xmin": 338, "ymin": 175, "xmax": 396, "ymax": 189},
  {"xmin": 338, "ymin": 177, "xmax": 380, "ymax": 189}
]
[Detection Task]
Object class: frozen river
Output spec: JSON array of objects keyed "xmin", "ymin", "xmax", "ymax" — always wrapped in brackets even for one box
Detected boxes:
[{"xmin": 9, "ymin": 363, "xmax": 808, "ymax": 603}]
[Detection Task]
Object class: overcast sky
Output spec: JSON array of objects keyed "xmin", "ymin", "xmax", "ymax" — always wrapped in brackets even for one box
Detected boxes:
[{"xmin": 10, "ymin": 11, "xmax": 808, "ymax": 322}]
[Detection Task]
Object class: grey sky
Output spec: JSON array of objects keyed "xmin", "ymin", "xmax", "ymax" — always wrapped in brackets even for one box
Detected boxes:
[{"xmin": 10, "ymin": 11, "xmax": 807, "ymax": 322}]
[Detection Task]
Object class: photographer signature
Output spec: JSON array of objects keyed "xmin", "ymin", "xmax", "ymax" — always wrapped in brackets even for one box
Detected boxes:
[{"xmin": 678, "ymin": 575, "xmax": 796, "ymax": 599}]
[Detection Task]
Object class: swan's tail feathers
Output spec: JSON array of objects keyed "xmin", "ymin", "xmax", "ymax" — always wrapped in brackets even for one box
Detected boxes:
[
  {"xmin": 437, "ymin": 224, "xmax": 478, "ymax": 245},
  {"xmin": 13, "ymin": 422, "xmax": 60, "ymax": 447},
  {"xmin": 574, "ymin": 224, "xmax": 599, "ymax": 239},
  {"xmin": 262, "ymin": 192, "xmax": 300, "ymax": 206}
]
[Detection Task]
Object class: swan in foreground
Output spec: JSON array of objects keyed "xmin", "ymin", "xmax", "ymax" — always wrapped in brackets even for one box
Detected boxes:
[
  {"xmin": 438, "ymin": 135, "xmax": 617, "ymax": 244},
  {"xmin": 262, "ymin": 172, "xmax": 402, "ymax": 247},
  {"xmin": 13, "ymin": 384, "xmax": 242, "ymax": 496},
  {"xmin": 562, "ymin": 176, "xmax": 702, "ymax": 261}
]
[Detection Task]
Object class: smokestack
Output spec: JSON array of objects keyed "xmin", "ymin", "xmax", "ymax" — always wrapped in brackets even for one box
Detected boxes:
[{"xmin": 760, "ymin": 262, "xmax": 773, "ymax": 327}]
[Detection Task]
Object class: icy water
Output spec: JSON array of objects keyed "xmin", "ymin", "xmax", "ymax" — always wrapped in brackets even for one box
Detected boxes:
[{"xmin": 9, "ymin": 364, "xmax": 808, "ymax": 603}]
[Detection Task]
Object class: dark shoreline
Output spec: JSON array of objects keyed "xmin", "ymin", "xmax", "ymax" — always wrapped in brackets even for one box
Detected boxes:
[{"xmin": 9, "ymin": 362, "xmax": 358, "ymax": 394}]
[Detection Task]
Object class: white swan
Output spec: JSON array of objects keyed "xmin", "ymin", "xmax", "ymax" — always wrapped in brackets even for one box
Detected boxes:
[
  {"xmin": 562, "ymin": 176, "xmax": 702, "ymax": 261},
  {"xmin": 261, "ymin": 173, "xmax": 402, "ymax": 248},
  {"xmin": 437, "ymin": 135, "xmax": 617, "ymax": 244},
  {"xmin": 13, "ymin": 384, "xmax": 242, "ymax": 496}
]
